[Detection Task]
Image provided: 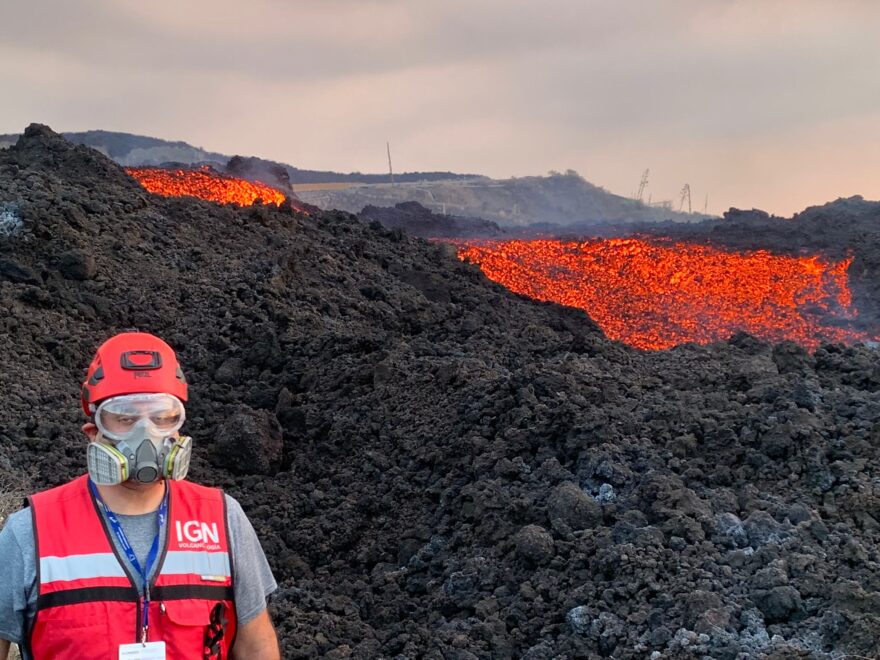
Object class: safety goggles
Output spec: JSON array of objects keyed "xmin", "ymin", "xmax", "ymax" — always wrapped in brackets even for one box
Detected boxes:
[{"xmin": 95, "ymin": 393, "xmax": 186, "ymax": 442}]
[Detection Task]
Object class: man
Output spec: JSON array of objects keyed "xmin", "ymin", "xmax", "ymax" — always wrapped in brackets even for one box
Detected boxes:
[{"xmin": 0, "ymin": 332, "xmax": 281, "ymax": 659}]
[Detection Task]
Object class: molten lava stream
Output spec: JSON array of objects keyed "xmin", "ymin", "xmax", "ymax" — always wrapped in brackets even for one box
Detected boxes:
[
  {"xmin": 458, "ymin": 238, "xmax": 876, "ymax": 351},
  {"xmin": 126, "ymin": 166, "xmax": 287, "ymax": 206}
]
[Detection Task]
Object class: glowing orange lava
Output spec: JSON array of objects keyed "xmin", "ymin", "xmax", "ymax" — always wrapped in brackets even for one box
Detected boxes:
[
  {"xmin": 458, "ymin": 238, "xmax": 877, "ymax": 350},
  {"xmin": 127, "ymin": 166, "xmax": 287, "ymax": 206}
]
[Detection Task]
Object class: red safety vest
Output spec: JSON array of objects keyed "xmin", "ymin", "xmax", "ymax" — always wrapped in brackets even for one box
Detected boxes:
[{"xmin": 27, "ymin": 475, "xmax": 237, "ymax": 659}]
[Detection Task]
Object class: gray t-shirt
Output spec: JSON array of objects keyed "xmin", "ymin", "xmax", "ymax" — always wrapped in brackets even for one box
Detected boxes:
[{"xmin": 0, "ymin": 489, "xmax": 277, "ymax": 656}]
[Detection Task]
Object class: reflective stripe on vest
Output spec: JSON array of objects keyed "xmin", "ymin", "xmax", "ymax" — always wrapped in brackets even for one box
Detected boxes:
[
  {"xmin": 40, "ymin": 550, "xmax": 231, "ymax": 583},
  {"xmin": 29, "ymin": 475, "xmax": 237, "ymax": 660}
]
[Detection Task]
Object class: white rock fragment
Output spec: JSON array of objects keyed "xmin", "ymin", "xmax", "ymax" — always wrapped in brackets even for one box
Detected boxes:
[{"xmin": 0, "ymin": 205, "xmax": 22, "ymax": 236}]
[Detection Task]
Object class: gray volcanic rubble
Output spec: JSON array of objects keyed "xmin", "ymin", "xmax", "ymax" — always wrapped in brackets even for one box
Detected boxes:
[{"xmin": 1, "ymin": 125, "xmax": 880, "ymax": 659}]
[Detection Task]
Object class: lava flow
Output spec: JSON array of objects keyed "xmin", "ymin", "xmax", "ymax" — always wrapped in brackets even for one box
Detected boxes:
[
  {"xmin": 458, "ymin": 238, "xmax": 877, "ymax": 350},
  {"xmin": 127, "ymin": 165, "xmax": 287, "ymax": 206}
]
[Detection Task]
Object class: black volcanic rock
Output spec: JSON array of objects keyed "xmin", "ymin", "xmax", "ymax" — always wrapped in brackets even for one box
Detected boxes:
[
  {"xmin": 212, "ymin": 406, "xmax": 283, "ymax": 475},
  {"xmin": 8, "ymin": 123, "xmax": 143, "ymax": 192},
  {"xmin": 56, "ymin": 249, "xmax": 97, "ymax": 280},
  {"xmin": 1, "ymin": 126, "xmax": 880, "ymax": 658},
  {"xmin": 514, "ymin": 524, "xmax": 556, "ymax": 564},
  {"xmin": 547, "ymin": 481, "xmax": 602, "ymax": 530},
  {"xmin": 0, "ymin": 257, "xmax": 39, "ymax": 284}
]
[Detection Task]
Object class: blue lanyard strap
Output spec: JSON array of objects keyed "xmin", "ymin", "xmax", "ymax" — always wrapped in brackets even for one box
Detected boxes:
[{"xmin": 88, "ymin": 479, "xmax": 168, "ymax": 642}]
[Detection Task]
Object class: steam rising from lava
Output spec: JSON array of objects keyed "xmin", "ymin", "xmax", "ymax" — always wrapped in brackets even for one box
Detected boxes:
[
  {"xmin": 459, "ymin": 238, "xmax": 878, "ymax": 350},
  {"xmin": 126, "ymin": 165, "xmax": 287, "ymax": 206}
]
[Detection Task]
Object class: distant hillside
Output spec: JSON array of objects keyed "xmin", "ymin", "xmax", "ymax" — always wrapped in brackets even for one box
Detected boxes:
[
  {"xmin": 0, "ymin": 129, "xmax": 708, "ymax": 225},
  {"xmin": 0, "ymin": 129, "xmax": 475, "ymax": 185},
  {"xmin": 300, "ymin": 170, "xmax": 707, "ymax": 227},
  {"xmin": 0, "ymin": 129, "xmax": 227, "ymax": 165}
]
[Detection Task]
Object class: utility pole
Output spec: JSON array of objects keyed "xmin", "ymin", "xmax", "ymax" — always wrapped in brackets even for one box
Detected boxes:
[
  {"xmin": 636, "ymin": 168, "xmax": 649, "ymax": 204},
  {"xmin": 703, "ymin": 194, "xmax": 708, "ymax": 215},
  {"xmin": 678, "ymin": 184, "xmax": 692, "ymax": 213},
  {"xmin": 386, "ymin": 142, "xmax": 394, "ymax": 185}
]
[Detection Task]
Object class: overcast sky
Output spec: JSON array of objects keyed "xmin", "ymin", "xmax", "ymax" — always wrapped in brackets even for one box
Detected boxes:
[{"xmin": 2, "ymin": 0, "xmax": 878, "ymax": 215}]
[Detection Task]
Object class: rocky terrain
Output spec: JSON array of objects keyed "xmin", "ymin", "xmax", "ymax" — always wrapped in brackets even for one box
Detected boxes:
[{"xmin": 1, "ymin": 125, "xmax": 879, "ymax": 659}]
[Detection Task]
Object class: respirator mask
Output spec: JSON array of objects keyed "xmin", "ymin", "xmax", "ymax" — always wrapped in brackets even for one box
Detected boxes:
[{"xmin": 87, "ymin": 393, "xmax": 192, "ymax": 485}]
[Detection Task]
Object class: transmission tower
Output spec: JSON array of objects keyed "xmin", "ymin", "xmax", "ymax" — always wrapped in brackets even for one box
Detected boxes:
[
  {"xmin": 678, "ymin": 184, "xmax": 692, "ymax": 213},
  {"xmin": 387, "ymin": 141, "xmax": 394, "ymax": 185},
  {"xmin": 636, "ymin": 168, "xmax": 649, "ymax": 203}
]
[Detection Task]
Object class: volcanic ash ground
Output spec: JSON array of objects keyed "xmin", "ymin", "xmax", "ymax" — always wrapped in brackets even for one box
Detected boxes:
[{"xmin": 1, "ymin": 125, "xmax": 880, "ymax": 659}]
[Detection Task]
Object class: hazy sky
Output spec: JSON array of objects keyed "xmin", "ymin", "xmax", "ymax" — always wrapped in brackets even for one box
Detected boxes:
[{"xmin": 2, "ymin": 0, "xmax": 879, "ymax": 216}]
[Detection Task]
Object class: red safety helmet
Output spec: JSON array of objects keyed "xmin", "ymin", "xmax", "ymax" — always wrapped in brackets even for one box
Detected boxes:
[{"xmin": 81, "ymin": 332, "xmax": 188, "ymax": 416}]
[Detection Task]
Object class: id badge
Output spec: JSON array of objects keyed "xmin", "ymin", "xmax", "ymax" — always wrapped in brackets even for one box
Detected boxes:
[{"xmin": 119, "ymin": 641, "xmax": 166, "ymax": 659}]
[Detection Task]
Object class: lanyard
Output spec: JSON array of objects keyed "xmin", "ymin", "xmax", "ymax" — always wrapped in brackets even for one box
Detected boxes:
[{"xmin": 89, "ymin": 479, "xmax": 168, "ymax": 644}]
